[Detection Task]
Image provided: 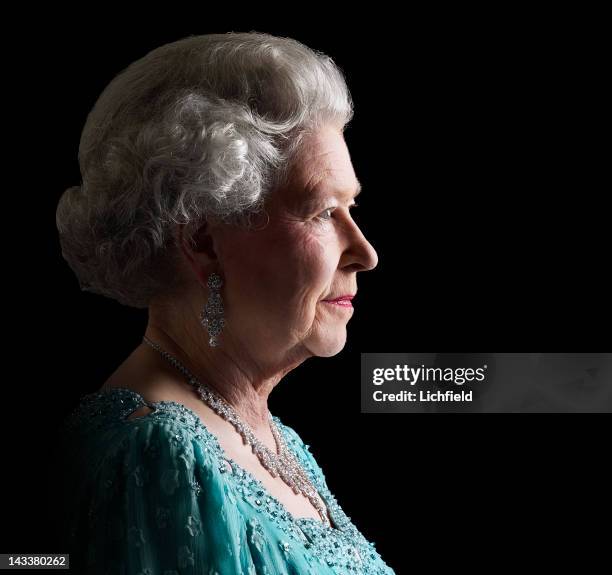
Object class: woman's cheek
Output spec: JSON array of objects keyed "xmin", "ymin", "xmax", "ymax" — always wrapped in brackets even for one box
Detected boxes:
[{"xmin": 295, "ymin": 232, "xmax": 331, "ymax": 278}]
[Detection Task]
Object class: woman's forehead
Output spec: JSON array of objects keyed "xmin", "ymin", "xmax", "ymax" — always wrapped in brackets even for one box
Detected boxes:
[
  {"xmin": 297, "ymin": 128, "xmax": 353, "ymax": 176},
  {"xmin": 292, "ymin": 136, "xmax": 359, "ymax": 195}
]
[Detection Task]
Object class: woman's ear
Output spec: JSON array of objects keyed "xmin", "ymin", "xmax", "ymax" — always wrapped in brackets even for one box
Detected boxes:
[
  {"xmin": 190, "ymin": 221, "xmax": 218, "ymax": 260},
  {"xmin": 174, "ymin": 222, "xmax": 219, "ymax": 288},
  {"xmin": 176, "ymin": 221, "xmax": 218, "ymax": 262}
]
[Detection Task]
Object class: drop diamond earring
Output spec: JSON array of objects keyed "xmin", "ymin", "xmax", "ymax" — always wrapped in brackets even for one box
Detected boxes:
[{"xmin": 200, "ymin": 272, "xmax": 225, "ymax": 347}]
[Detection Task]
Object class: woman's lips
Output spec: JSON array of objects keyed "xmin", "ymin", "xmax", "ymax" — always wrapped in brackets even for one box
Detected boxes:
[{"xmin": 322, "ymin": 296, "xmax": 354, "ymax": 308}]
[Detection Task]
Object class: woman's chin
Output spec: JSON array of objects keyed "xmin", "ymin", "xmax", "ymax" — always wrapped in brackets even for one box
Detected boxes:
[{"xmin": 310, "ymin": 330, "xmax": 348, "ymax": 357}]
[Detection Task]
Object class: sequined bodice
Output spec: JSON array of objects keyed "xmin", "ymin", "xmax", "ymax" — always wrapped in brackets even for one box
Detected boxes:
[{"xmin": 58, "ymin": 387, "xmax": 396, "ymax": 574}]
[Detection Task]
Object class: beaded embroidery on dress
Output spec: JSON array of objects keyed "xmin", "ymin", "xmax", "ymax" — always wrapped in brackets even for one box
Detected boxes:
[{"xmin": 57, "ymin": 387, "xmax": 396, "ymax": 574}]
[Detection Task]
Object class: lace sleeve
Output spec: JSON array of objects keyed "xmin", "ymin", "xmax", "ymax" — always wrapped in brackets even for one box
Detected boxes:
[{"xmin": 63, "ymin": 418, "xmax": 256, "ymax": 574}]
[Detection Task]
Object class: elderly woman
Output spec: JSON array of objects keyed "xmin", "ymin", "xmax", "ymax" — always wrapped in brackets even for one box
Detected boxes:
[{"xmin": 56, "ymin": 32, "xmax": 393, "ymax": 574}]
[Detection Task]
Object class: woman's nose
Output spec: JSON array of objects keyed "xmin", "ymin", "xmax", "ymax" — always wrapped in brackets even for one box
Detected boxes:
[{"xmin": 343, "ymin": 221, "xmax": 378, "ymax": 272}]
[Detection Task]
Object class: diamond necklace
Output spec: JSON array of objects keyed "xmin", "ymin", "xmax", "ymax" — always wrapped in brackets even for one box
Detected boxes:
[{"xmin": 142, "ymin": 336, "xmax": 331, "ymax": 527}]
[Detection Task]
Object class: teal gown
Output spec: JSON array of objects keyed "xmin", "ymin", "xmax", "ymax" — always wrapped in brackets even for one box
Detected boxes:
[{"xmin": 58, "ymin": 388, "xmax": 396, "ymax": 574}]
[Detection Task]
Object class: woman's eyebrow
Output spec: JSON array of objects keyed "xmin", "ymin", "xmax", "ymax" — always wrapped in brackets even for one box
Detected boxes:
[
  {"xmin": 338, "ymin": 183, "xmax": 362, "ymax": 204},
  {"xmin": 298, "ymin": 178, "xmax": 362, "ymax": 213},
  {"xmin": 312, "ymin": 180, "xmax": 362, "ymax": 202},
  {"xmin": 336, "ymin": 178, "xmax": 362, "ymax": 199}
]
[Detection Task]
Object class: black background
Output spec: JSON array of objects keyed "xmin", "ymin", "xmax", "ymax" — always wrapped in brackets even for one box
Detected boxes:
[{"xmin": 3, "ymin": 7, "xmax": 609, "ymax": 573}]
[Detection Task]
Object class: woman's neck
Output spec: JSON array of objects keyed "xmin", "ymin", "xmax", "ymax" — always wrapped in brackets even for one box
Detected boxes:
[{"xmin": 142, "ymin": 324, "xmax": 279, "ymax": 431}]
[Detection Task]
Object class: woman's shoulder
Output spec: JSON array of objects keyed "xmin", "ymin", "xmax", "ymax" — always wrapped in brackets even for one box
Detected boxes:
[
  {"xmin": 60, "ymin": 387, "xmax": 228, "ymax": 472},
  {"xmin": 63, "ymin": 387, "xmax": 209, "ymax": 434},
  {"xmin": 62, "ymin": 387, "xmax": 152, "ymax": 432},
  {"xmin": 60, "ymin": 387, "xmax": 327, "ymax": 490}
]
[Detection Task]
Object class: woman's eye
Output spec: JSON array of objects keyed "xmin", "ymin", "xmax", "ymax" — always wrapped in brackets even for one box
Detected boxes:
[
  {"xmin": 318, "ymin": 208, "xmax": 334, "ymax": 220},
  {"xmin": 317, "ymin": 203, "xmax": 359, "ymax": 221}
]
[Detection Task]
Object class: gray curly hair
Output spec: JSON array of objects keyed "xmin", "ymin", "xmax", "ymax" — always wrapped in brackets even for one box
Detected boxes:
[{"xmin": 56, "ymin": 32, "xmax": 354, "ymax": 309}]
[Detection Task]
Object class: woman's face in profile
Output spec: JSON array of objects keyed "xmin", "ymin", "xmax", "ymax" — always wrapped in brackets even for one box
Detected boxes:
[{"xmin": 213, "ymin": 125, "xmax": 378, "ymax": 361}]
